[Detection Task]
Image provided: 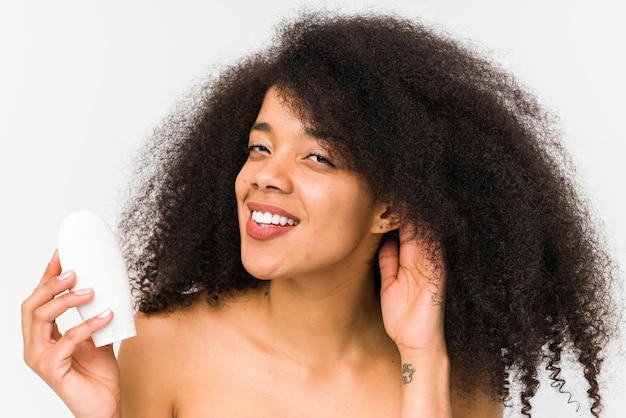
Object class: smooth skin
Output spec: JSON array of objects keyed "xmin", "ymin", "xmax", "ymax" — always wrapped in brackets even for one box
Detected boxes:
[{"xmin": 22, "ymin": 88, "xmax": 503, "ymax": 417}]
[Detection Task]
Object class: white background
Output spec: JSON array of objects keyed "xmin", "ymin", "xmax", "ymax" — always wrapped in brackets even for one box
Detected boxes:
[{"xmin": 1, "ymin": 1, "xmax": 624, "ymax": 416}]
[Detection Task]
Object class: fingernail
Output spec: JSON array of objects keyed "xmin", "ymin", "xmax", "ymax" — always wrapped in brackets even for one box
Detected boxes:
[
  {"xmin": 97, "ymin": 308, "xmax": 112, "ymax": 319},
  {"xmin": 57, "ymin": 270, "xmax": 73, "ymax": 280},
  {"xmin": 73, "ymin": 287, "xmax": 93, "ymax": 296}
]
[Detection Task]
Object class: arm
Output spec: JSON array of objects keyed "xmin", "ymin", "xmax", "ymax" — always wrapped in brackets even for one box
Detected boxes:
[
  {"xmin": 378, "ymin": 226, "xmax": 451, "ymax": 418},
  {"xmin": 379, "ymin": 227, "xmax": 504, "ymax": 418},
  {"xmin": 395, "ymin": 347, "xmax": 504, "ymax": 418},
  {"xmin": 397, "ymin": 349, "xmax": 451, "ymax": 418}
]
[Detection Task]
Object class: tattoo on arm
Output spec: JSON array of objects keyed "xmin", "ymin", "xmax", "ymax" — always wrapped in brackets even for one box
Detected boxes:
[{"xmin": 402, "ymin": 363, "xmax": 415, "ymax": 384}]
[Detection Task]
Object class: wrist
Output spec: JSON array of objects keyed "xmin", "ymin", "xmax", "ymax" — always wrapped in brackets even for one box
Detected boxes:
[
  {"xmin": 398, "ymin": 349, "xmax": 450, "ymax": 385},
  {"xmin": 398, "ymin": 347, "xmax": 451, "ymax": 418},
  {"xmin": 396, "ymin": 339, "xmax": 448, "ymax": 360}
]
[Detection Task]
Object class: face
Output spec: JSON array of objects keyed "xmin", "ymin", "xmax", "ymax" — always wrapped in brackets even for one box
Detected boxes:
[{"xmin": 235, "ymin": 86, "xmax": 392, "ymax": 282}]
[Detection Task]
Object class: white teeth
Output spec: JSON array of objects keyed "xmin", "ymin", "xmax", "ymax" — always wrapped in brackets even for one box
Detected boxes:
[{"xmin": 252, "ymin": 210, "xmax": 298, "ymax": 226}]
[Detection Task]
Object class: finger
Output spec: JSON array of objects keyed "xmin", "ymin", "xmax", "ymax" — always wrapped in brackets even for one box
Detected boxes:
[
  {"xmin": 396, "ymin": 224, "xmax": 447, "ymax": 308},
  {"xmin": 22, "ymin": 268, "xmax": 76, "ymax": 327},
  {"xmin": 398, "ymin": 224, "xmax": 444, "ymax": 284},
  {"xmin": 24, "ymin": 287, "xmax": 97, "ymax": 369},
  {"xmin": 378, "ymin": 237, "xmax": 399, "ymax": 292},
  {"xmin": 40, "ymin": 250, "xmax": 61, "ymax": 285},
  {"xmin": 30, "ymin": 309, "xmax": 114, "ymax": 377},
  {"xmin": 409, "ymin": 242, "xmax": 445, "ymax": 306},
  {"xmin": 53, "ymin": 308, "xmax": 114, "ymax": 360},
  {"xmin": 22, "ymin": 251, "xmax": 67, "ymax": 326},
  {"xmin": 30, "ymin": 287, "xmax": 95, "ymax": 342},
  {"xmin": 24, "ymin": 289, "xmax": 95, "ymax": 368},
  {"xmin": 22, "ymin": 270, "xmax": 78, "ymax": 347}
]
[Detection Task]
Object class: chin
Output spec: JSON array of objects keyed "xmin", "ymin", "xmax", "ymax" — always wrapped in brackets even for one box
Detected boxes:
[{"xmin": 241, "ymin": 258, "xmax": 280, "ymax": 281}]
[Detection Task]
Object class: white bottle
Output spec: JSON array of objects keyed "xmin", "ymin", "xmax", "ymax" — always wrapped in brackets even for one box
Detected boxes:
[{"xmin": 58, "ymin": 210, "xmax": 136, "ymax": 347}]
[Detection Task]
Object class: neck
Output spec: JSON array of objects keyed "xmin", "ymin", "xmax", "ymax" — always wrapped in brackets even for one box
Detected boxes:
[{"xmin": 257, "ymin": 268, "xmax": 391, "ymax": 367}]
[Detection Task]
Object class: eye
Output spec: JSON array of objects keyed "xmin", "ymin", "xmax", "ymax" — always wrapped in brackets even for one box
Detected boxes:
[
  {"xmin": 247, "ymin": 143, "xmax": 269, "ymax": 154},
  {"xmin": 307, "ymin": 153, "xmax": 335, "ymax": 167}
]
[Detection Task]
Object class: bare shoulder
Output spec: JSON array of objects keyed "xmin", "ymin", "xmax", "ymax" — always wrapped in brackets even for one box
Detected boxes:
[
  {"xmin": 118, "ymin": 303, "xmax": 196, "ymax": 416},
  {"xmin": 118, "ymin": 290, "xmax": 255, "ymax": 417},
  {"xmin": 117, "ymin": 288, "xmax": 504, "ymax": 417}
]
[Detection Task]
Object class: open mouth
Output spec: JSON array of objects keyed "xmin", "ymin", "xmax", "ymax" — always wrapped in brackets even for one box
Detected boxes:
[{"xmin": 251, "ymin": 210, "xmax": 299, "ymax": 226}]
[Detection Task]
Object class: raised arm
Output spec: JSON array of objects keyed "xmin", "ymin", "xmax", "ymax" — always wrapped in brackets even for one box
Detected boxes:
[{"xmin": 378, "ymin": 226, "xmax": 451, "ymax": 418}]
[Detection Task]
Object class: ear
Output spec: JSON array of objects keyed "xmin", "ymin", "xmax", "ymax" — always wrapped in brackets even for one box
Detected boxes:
[{"xmin": 371, "ymin": 203, "xmax": 401, "ymax": 234}]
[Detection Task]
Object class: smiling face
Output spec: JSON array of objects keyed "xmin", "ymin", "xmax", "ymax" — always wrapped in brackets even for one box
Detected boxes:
[{"xmin": 235, "ymin": 86, "xmax": 394, "ymax": 282}]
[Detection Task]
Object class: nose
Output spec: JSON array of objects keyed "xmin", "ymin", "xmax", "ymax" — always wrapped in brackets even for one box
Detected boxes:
[{"xmin": 249, "ymin": 154, "xmax": 294, "ymax": 194}]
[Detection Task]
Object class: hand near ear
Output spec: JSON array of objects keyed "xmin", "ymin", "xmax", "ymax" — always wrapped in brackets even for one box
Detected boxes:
[
  {"xmin": 379, "ymin": 225, "xmax": 451, "ymax": 417},
  {"xmin": 378, "ymin": 224, "xmax": 447, "ymax": 354}
]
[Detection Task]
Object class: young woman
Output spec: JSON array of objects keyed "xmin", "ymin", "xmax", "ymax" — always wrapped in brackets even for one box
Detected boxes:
[{"xmin": 22, "ymin": 12, "xmax": 617, "ymax": 417}]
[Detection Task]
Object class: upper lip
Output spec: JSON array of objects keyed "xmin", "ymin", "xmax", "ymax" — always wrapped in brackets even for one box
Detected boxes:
[{"xmin": 247, "ymin": 202, "xmax": 300, "ymax": 222}]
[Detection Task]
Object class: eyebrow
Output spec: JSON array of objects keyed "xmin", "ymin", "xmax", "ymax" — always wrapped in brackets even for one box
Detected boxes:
[
  {"xmin": 250, "ymin": 122, "xmax": 271, "ymax": 133},
  {"xmin": 250, "ymin": 121, "xmax": 327, "ymax": 140}
]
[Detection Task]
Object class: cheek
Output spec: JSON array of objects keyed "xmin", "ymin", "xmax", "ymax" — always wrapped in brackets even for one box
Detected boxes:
[
  {"xmin": 234, "ymin": 168, "xmax": 249, "ymax": 199},
  {"xmin": 332, "ymin": 192, "xmax": 379, "ymax": 232},
  {"xmin": 314, "ymin": 195, "xmax": 374, "ymax": 239},
  {"xmin": 327, "ymin": 183, "xmax": 375, "ymax": 218},
  {"xmin": 234, "ymin": 169, "xmax": 251, "ymax": 225}
]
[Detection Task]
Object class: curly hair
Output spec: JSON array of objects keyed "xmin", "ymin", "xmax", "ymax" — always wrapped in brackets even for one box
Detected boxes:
[{"xmin": 119, "ymin": 11, "xmax": 618, "ymax": 417}]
